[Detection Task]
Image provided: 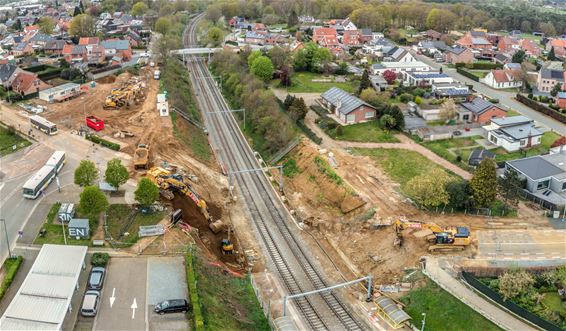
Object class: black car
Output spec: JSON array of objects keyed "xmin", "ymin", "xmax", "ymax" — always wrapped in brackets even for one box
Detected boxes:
[
  {"xmin": 87, "ymin": 267, "xmax": 106, "ymax": 290},
  {"xmin": 154, "ymin": 299, "xmax": 190, "ymax": 314}
]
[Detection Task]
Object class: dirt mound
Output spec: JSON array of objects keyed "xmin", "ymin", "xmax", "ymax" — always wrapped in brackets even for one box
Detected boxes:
[{"xmin": 97, "ymin": 76, "xmax": 117, "ymax": 84}]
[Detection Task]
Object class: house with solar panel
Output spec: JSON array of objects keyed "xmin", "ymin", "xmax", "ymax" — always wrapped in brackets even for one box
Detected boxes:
[
  {"xmin": 320, "ymin": 87, "xmax": 377, "ymax": 125},
  {"xmin": 457, "ymin": 97, "xmax": 507, "ymax": 123},
  {"xmin": 404, "ymin": 71, "xmax": 454, "ymax": 86}
]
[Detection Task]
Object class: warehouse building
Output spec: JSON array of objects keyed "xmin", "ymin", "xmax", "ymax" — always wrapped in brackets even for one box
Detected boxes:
[{"xmin": 0, "ymin": 244, "xmax": 88, "ymax": 330}]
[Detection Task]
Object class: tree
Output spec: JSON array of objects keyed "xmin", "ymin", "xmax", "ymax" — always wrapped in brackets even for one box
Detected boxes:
[
  {"xmin": 382, "ymin": 105, "xmax": 404, "ymax": 130},
  {"xmin": 74, "ymin": 160, "xmax": 99, "ymax": 187},
  {"xmin": 287, "ymin": 8, "xmax": 298, "ymax": 28},
  {"xmin": 69, "ymin": 14, "xmax": 95, "ymax": 38},
  {"xmin": 154, "ymin": 17, "xmax": 171, "ymax": 34},
  {"xmin": 550, "ymin": 82, "xmax": 562, "ymax": 97},
  {"xmin": 37, "ymin": 16, "xmax": 55, "ymax": 34},
  {"xmin": 134, "ymin": 178, "xmax": 160, "ymax": 207},
  {"xmin": 439, "ymin": 99, "xmax": 458, "ymax": 122},
  {"xmin": 380, "ymin": 114, "xmax": 396, "ymax": 131},
  {"xmin": 548, "ymin": 47, "xmax": 556, "ymax": 61},
  {"xmin": 205, "ymin": 3, "xmax": 222, "ymax": 23},
  {"xmin": 207, "ymin": 27, "xmax": 223, "ymax": 46},
  {"xmin": 247, "ymin": 50, "xmax": 262, "ymax": 68},
  {"xmin": 470, "ymin": 158, "xmax": 497, "ymax": 208},
  {"xmin": 498, "ymin": 169, "xmax": 523, "ymax": 208},
  {"xmin": 105, "ymin": 158, "xmax": 129, "ymax": 189},
  {"xmin": 406, "ymin": 168, "xmax": 451, "ymax": 208},
  {"xmin": 446, "ymin": 180, "xmax": 472, "ymax": 210},
  {"xmin": 13, "ymin": 19, "xmax": 22, "ymax": 31},
  {"xmin": 383, "ymin": 70, "xmax": 396, "ymax": 84},
  {"xmin": 426, "ymin": 9, "xmax": 457, "ymax": 32},
  {"xmin": 288, "ymin": 97, "xmax": 307, "ymax": 122},
  {"xmin": 520, "ymin": 20, "xmax": 532, "ymax": 33},
  {"xmin": 358, "ymin": 69, "xmax": 370, "ymax": 95},
  {"xmin": 79, "ymin": 186, "xmax": 109, "ymax": 216},
  {"xmin": 498, "ymin": 269, "xmax": 535, "ymax": 301},
  {"xmin": 280, "ymin": 65, "xmax": 292, "ymax": 87},
  {"xmin": 512, "ymin": 50, "xmax": 526, "ymax": 64},
  {"xmin": 538, "ymin": 22, "xmax": 556, "ymax": 37},
  {"xmin": 283, "ymin": 94, "xmax": 296, "ymax": 110},
  {"xmin": 250, "ymin": 56, "xmax": 274, "ymax": 82},
  {"xmin": 131, "ymin": 2, "xmax": 148, "ymax": 17},
  {"xmin": 268, "ymin": 46, "xmax": 289, "ymax": 69}
]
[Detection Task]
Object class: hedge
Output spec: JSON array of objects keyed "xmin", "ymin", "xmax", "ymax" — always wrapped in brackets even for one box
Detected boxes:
[
  {"xmin": 0, "ymin": 256, "xmax": 23, "ymax": 301},
  {"xmin": 86, "ymin": 134, "xmax": 121, "ymax": 151},
  {"xmin": 91, "ymin": 253, "xmax": 109, "ymax": 267},
  {"xmin": 297, "ymin": 120, "xmax": 322, "ymax": 144},
  {"xmin": 456, "ymin": 67, "xmax": 479, "ymax": 82},
  {"xmin": 516, "ymin": 94, "xmax": 566, "ymax": 124},
  {"xmin": 186, "ymin": 252, "xmax": 205, "ymax": 331},
  {"xmin": 455, "ymin": 62, "xmax": 502, "ymax": 70}
]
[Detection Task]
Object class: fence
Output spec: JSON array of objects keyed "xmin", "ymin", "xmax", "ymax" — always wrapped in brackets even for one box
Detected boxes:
[
  {"xmin": 461, "ymin": 271, "xmax": 563, "ymax": 331},
  {"xmin": 516, "ymin": 94, "xmax": 566, "ymax": 124},
  {"xmin": 268, "ymin": 137, "xmax": 300, "ymax": 164}
]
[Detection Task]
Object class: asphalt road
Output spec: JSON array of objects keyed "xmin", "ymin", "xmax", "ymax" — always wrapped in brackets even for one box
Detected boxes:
[
  {"xmin": 476, "ymin": 229, "xmax": 566, "ymax": 260},
  {"xmin": 413, "ymin": 52, "xmax": 565, "ymax": 133}
]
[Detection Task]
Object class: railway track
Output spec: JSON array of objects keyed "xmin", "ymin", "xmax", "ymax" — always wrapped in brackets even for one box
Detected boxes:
[{"xmin": 181, "ymin": 14, "xmax": 364, "ymax": 331}]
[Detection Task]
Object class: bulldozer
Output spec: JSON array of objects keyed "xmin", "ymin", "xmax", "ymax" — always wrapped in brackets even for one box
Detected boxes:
[
  {"xmin": 134, "ymin": 144, "xmax": 150, "ymax": 170},
  {"xmin": 146, "ymin": 167, "xmax": 211, "ymax": 221},
  {"xmin": 393, "ymin": 219, "xmax": 471, "ymax": 252}
]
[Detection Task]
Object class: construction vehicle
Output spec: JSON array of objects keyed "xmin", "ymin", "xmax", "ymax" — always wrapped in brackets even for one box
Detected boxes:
[
  {"xmin": 393, "ymin": 219, "xmax": 471, "ymax": 252},
  {"xmin": 146, "ymin": 167, "xmax": 211, "ymax": 221},
  {"xmin": 221, "ymin": 227, "xmax": 234, "ymax": 254},
  {"xmin": 134, "ymin": 144, "xmax": 150, "ymax": 170},
  {"xmin": 103, "ymin": 77, "xmax": 146, "ymax": 110}
]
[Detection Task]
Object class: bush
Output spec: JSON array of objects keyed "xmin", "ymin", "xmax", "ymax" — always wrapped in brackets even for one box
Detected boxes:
[
  {"xmin": 86, "ymin": 134, "xmax": 120, "ymax": 151},
  {"xmin": 540, "ymin": 96, "xmax": 549, "ymax": 103},
  {"xmin": 91, "ymin": 253, "xmax": 109, "ymax": 267},
  {"xmin": 399, "ymin": 93, "xmax": 414, "ymax": 103},
  {"xmin": 489, "ymin": 98, "xmax": 499, "ymax": 104},
  {"xmin": 297, "ymin": 120, "xmax": 322, "ymax": 144},
  {"xmin": 415, "ymin": 96, "xmax": 423, "ymax": 105},
  {"xmin": 528, "ymin": 93, "xmax": 533, "ymax": 99},
  {"xmin": 0, "ymin": 256, "xmax": 23, "ymax": 300},
  {"xmin": 413, "ymin": 88, "xmax": 425, "ymax": 97},
  {"xmin": 549, "ymin": 104, "xmax": 559, "ymax": 110}
]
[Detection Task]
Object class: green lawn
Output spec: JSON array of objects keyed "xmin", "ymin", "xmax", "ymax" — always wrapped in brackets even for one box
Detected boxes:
[
  {"xmin": 33, "ymin": 203, "xmax": 92, "ymax": 246},
  {"xmin": 193, "ymin": 253, "xmax": 269, "ymax": 331},
  {"xmin": 0, "ymin": 125, "xmax": 31, "ymax": 156},
  {"xmin": 352, "ymin": 148, "xmax": 454, "ymax": 191},
  {"xmin": 171, "ymin": 112, "xmax": 212, "ymax": 161},
  {"xmin": 327, "ymin": 121, "xmax": 399, "ymax": 143},
  {"xmin": 498, "ymin": 31, "xmax": 542, "ymax": 42},
  {"xmin": 493, "ymin": 131, "xmax": 561, "ymax": 162},
  {"xmin": 422, "ymin": 136, "xmax": 482, "ymax": 170},
  {"xmin": 469, "ymin": 70, "xmax": 489, "ymax": 79},
  {"xmin": 0, "ymin": 256, "xmax": 23, "ymax": 301},
  {"xmin": 273, "ymin": 71, "xmax": 359, "ymax": 93},
  {"xmin": 401, "ymin": 280, "xmax": 502, "ymax": 331},
  {"xmin": 106, "ymin": 204, "xmax": 166, "ymax": 245}
]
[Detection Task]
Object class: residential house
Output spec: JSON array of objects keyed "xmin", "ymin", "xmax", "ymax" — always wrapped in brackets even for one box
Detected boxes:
[
  {"xmin": 371, "ymin": 32, "xmax": 385, "ymax": 40},
  {"xmin": 536, "ymin": 61, "xmax": 565, "ymax": 93},
  {"xmin": 505, "ymin": 150, "xmax": 566, "ymax": 209},
  {"xmin": 362, "ymin": 38, "xmax": 394, "ymax": 55},
  {"xmin": 424, "ymin": 29, "xmax": 443, "ymax": 41},
  {"xmin": 497, "ymin": 36, "xmax": 519, "ymax": 53},
  {"xmin": 244, "ymin": 31, "xmax": 266, "ymax": 44},
  {"xmin": 493, "ymin": 53, "xmax": 512, "ymax": 65},
  {"xmin": 0, "ymin": 64, "xmax": 23, "ymax": 88},
  {"xmin": 556, "ymin": 92, "xmax": 566, "ymax": 109},
  {"xmin": 342, "ymin": 30, "xmax": 361, "ymax": 47},
  {"xmin": 312, "ymin": 27, "xmax": 341, "ymax": 55},
  {"xmin": 521, "ymin": 39, "xmax": 541, "ymax": 57},
  {"xmin": 372, "ymin": 61, "xmax": 431, "ymax": 76},
  {"xmin": 360, "ymin": 29, "xmax": 373, "ymax": 43},
  {"xmin": 28, "ymin": 33, "xmax": 55, "ymax": 50},
  {"xmin": 458, "ymin": 97, "xmax": 507, "ymax": 123},
  {"xmin": 443, "ymin": 47, "xmax": 474, "ymax": 64},
  {"xmin": 383, "ymin": 46, "xmax": 415, "ymax": 62},
  {"xmin": 320, "ymin": 87, "xmax": 377, "ymax": 124},
  {"xmin": 63, "ymin": 44, "xmax": 86, "ymax": 63},
  {"xmin": 252, "ymin": 23, "xmax": 266, "ymax": 32},
  {"xmin": 100, "ymin": 39, "xmax": 132, "ymax": 61},
  {"xmin": 481, "ymin": 69, "xmax": 523, "ymax": 89},
  {"xmin": 432, "ymin": 82, "xmax": 470, "ymax": 100},
  {"xmin": 44, "ymin": 40, "xmax": 68, "ymax": 56},
  {"xmin": 404, "ymin": 72, "xmax": 453, "ymax": 86},
  {"xmin": 546, "ymin": 39, "xmax": 566, "ymax": 58},
  {"xmin": 456, "ymin": 31, "xmax": 492, "ymax": 50},
  {"xmin": 85, "ymin": 44, "xmax": 106, "ymax": 64},
  {"xmin": 468, "ymin": 148, "xmax": 496, "ymax": 167},
  {"xmin": 79, "ymin": 37, "xmax": 100, "ymax": 45},
  {"xmin": 11, "ymin": 42, "xmax": 33, "ymax": 56},
  {"xmin": 483, "ymin": 115, "xmax": 543, "ymax": 152},
  {"xmin": 415, "ymin": 40, "xmax": 447, "ymax": 55},
  {"xmin": 11, "ymin": 71, "xmax": 50, "ymax": 96}
]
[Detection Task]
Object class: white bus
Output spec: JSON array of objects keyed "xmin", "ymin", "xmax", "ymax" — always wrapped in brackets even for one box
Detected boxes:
[
  {"xmin": 30, "ymin": 115, "xmax": 58, "ymax": 135},
  {"xmin": 45, "ymin": 151, "xmax": 66, "ymax": 174},
  {"xmin": 22, "ymin": 165, "xmax": 56, "ymax": 199}
]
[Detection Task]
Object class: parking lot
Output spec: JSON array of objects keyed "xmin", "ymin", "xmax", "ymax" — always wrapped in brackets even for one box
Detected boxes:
[{"xmin": 89, "ymin": 256, "xmax": 189, "ymax": 331}]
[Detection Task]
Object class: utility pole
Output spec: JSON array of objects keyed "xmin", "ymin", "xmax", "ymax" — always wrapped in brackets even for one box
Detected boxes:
[
  {"xmin": 421, "ymin": 312, "xmax": 426, "ymax": 331},
  {"xmin": 0, "ymin": 219, "xmax": 12, "ymax": 259}
]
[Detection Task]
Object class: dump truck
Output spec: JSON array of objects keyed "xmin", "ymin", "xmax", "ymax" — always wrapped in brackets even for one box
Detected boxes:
[
  {"xmin": 134, "ymin": 144, "xmax": 150, "ymax": 170},
  {"xmin": 393, "ymin": 219, "xmax": 471, "ymax": 252},
  {"xmin": 146, "ymin": 167, "xmax": 211, "ymax": 221}
]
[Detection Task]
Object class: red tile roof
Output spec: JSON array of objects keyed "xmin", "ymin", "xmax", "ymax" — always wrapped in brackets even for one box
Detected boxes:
[
  {"xmin": 79, "ymin": 37, "xmax": 100, "ymax": 45},
  {"xmin": 12, "ymin": 72, "xmax": 40, "ymax": 93}
]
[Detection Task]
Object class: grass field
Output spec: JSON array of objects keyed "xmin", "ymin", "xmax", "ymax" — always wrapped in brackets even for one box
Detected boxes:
[
  {"xmin": 422, "ymin": 136, "xmax": 482, "ymax": 170},
  {"xmin": 352, "ymin": 148, "xmax": 454, "ymax": 191},
  {"xmin": 171, "ymin": 112, "xmax": 211, "ymax": 161},
  {"xmin": 106, "ymin": 204, "xmax": 165, "ymax": 245},
  {"xmin": 0, "ymin": 256, "xmax": 23, "ymax": 301},
  {"xmin": 0, "ymin": 125, "xmax": 31, "ymax": 156},
  {"xmin": 192, "ymin": 253, "xmax": 269, "ymax": 331},
  {"xmin": 34, "ymin": 203, "xmax": 92, "ymax": 246},
  {"xmin": 469, "ymin": 70, "xmax": 489, "ymax": 79},
  {"xmin": 273, "ymin": 71, "xmax": 359, "ymax": 93},
  {"xmin": 401, "ymin": 280, "xmax": 502, "ymax": 331},
  {"xmin": 493, "ymin": 131, "xmax": 561, "ymax": 162},
  {"xmin": 326, "ymin": 121, "xmax": 400, "ymax": 143}
]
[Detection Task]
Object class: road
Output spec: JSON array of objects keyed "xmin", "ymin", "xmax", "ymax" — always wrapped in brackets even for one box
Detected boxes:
[
  {"xmin": 413, "ymin": 52, "xmax": 565, "ymax": 133},
  {"xmin": 185, "ymin": 15, "xmax": 364, "ymax": 330},
  {"xmin": 476, "ymin": 229, "xmax": 566, "ymax": 260}
]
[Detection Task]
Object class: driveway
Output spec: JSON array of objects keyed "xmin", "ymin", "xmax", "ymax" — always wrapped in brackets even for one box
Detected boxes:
[
  {"xmin": 412, "ymin": 52, "xmax": 564, "ymax": 133},
  {"xmin": 475, "ymin": 229, "xmax": 566, "ymax": 260}
]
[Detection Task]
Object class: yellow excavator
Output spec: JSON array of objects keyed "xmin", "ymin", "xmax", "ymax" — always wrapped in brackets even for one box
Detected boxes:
[
  {"xmin": 146, "ymin": 167, "xmax": 211, "ymax": 221},
  {"xmin": 103, "ymin": 78, "xmax": 146, "ymax": 109},
  {"xmin": 393, "ymin": 219, "xmax": 471, "ymax": 252}
]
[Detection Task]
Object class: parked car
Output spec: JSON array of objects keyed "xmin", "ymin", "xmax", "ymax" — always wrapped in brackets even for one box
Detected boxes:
[
  {"xmin": 81, "ymin": 290, "xmax": 101, "ymax": 317},
  {"xmin": 88, "ymin": 267, "xmax": 106, "ymax": 290},
  {"xmin": 154, "ymin": 299, "xmax": 190, "ymax": 315}
]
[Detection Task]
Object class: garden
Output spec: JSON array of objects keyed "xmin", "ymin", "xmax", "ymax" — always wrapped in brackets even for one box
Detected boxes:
[
  {"xmin": 0, "ymin": 124, "xmax": 31, "ymax": 156},
  {"xmin": 272, "ymin": 71, "xmax": 359, "ymax": 93},
  {"xmin": 34, "ymin": 203, "xmax": 94, "ymax": 246}
]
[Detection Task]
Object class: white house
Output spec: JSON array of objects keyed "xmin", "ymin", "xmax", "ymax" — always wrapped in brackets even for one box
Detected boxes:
[
  {"xmin": 383, "ymin": 47, "xmax": 415, "ymax": 62},
  {"xmin": 404, "ymin": 72, "xmax": 454, "ymax": 86},
  {"xmin": 372, "ymin": 61, "xmax": 431, "ymax": 76},
  {"xmin": 483, "ymin": 116, "xmax": 543, "ymax": 152},
  {"xmin": 480, "ymin": 69, "xmax": 523, "ymax": 89}
]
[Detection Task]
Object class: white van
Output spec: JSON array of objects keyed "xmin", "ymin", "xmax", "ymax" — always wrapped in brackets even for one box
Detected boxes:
[{"xmin": 153, "ymin": 70, "xmax": 160, "ymax": 80}]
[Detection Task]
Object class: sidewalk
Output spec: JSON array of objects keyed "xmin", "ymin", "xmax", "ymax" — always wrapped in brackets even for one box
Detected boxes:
[{"xmin": 424, "ymin": 256, "xmax": 537, "ymax": 331}]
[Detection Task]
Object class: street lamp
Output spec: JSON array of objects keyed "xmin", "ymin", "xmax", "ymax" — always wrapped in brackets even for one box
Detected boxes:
[
  {"xmin": 421, "ymin": 312, "xmax": 427, "ymax": 331},
  {"xmin": 0, "ymin": 219, "xmax": 12, "ymax": 259}
]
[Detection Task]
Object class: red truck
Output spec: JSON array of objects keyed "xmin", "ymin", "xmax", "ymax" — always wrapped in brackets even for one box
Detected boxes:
[{"xmin": 86, "ymin": 116, "xmax": 104, "ymax": 131}]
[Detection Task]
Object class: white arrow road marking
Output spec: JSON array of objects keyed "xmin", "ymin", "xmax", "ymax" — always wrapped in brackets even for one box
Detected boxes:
[
  {"xmin": 109, "ymin": 288, "xmax": 116, "ymax": 308},
  {"xmin": 131, "ymin": 298, "xmax": 138, "ymax": 319}
]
